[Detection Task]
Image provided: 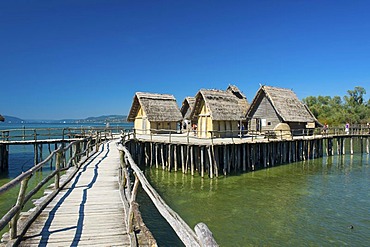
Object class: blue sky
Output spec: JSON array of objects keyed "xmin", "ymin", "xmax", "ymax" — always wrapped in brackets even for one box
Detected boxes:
[{"xmin": 0, "ymin": 0, "xmax": 369, "ymax": 120}]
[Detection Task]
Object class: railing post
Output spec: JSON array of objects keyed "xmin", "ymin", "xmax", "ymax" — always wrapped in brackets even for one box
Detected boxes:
[
  {"xmin": 128, "ymin": 173, "xmax": 140, "ymax": 232},
  {"xmin": 10, "ymin": 176, "xmax": 31, "ymax": 239},
  {"xmin": 96, "ymin": 132, "xmax": 100, "ymax": 152},
  {"xmin": 55, "ymin": 150, "xmax": 63, "ymax": 190}
]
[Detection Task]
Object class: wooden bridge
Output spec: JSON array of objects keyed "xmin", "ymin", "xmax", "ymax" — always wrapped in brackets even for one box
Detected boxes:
[
  {"xmin": 16, "ymin": 140, "xmax": 131, "ymax": 246},
  {"xmin": 0, "ymin": 129, "xmax": 217, "ymax": 247}
]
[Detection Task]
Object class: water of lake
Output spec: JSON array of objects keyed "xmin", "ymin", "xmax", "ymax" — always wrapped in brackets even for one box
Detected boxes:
[{"xmin": 139, "ymin": 153, "xmax": 370, "ymax": 246}]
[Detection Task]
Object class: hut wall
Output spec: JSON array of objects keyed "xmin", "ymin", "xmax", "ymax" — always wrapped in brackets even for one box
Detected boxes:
[
  {"xmin": 154, "ymin": 121, "xmax": 178, "ymax": 133},
  {"xmin": 249, "ymin": 96, "xmax": 281, "ymax": 132},
  {"xmin": 197, "ymin": 102, "xmax": 212, "ymax": 138},
  {"xmin": 134, "ymin": 106, "xmax": 151, "ymax": 134},
  {"xmin": 212, "ymin": 120, "xmax": 239, "ymax": 138},
  {"xmin": 287, "ymin": 122, "xmax": 312, "ymax": 135}
]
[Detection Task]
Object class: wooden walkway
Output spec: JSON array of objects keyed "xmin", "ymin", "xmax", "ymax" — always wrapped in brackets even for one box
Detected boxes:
[{"xmin": 18, "ymin": 140, "xmax": 130, "ymax": 246}]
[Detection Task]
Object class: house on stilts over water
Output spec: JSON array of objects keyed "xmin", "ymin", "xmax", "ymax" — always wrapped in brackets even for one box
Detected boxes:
[
  {"xmin": 180, "ymin": 96, "xmax": 196, "ymax": 131},
  {"xmin": 246, "ymin": 85, "xmax": 322, "ymax": 138},
  {"xmin": 127, "ymin": 92, "xmax": 183, "ymax": 134},
  {"xmin": 190, "ymin": 85, "xmax": 249, "ymax": 138}
]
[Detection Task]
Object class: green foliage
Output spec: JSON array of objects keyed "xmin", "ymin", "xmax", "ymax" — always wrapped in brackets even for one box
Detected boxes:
[{"xmin": 302, "ymin": 86, "xmax": 369, "ymax": 126}]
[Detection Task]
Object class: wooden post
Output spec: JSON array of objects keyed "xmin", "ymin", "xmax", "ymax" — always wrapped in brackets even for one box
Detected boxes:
[
  {"xmin": 207, "ymin": 146, "xmax": 213, "ymax": 179},
  {"xmin": 242, "ymin": 144, "xmax": 246, "ymax": 171},
  {"xmin": 149, "ymin": 142, "xmax": 153, "ymax": 167},
  {"xmin": 0, "ymin": 144, "xmax": 9, "ymax": 172},
  {"xmin": 155, "ymin": 143, "xmax": 159, "ymax": 169},
  {"xmin": 367, "ymin": 137, "xmax": 369, "ymax": 154},
  {"xmin": 342, "ymin": 138, "xmax": 346, "ymax": 155},
  {"xmin": 200, "ymin": 146, "xmax": 204, "ymax": 178},
  {"xmin": 185, "ymin": 146, "xmax": 190, "ymax": 173},
  {"xmin": 190, "ymin": 146, "xmax": 194, "ymax": 176},
  {"xmin": 350, "ymin": 137, "xmax": 354, "ymax": 155},
  {"xmin": 128, "ymin": 173, "xmax": 140, "ymax": 233},
  {"xmin": 10, "ymin": 176, "xmax": 31, "ymax": 239},
  {"xmin": 263, "ymin": 143, "xmax": 267, "ymax": 168},
  {"xmin": 213, "ymin": 146, "xmax": 219, "ymax": 177},
  {"xmin": 223, "ymin": 145, "xmax": 227, "ymax": 175},
  {"xmin": 161, "ymin": 144, "xmax": 165, "ymax": 170},
  {"xmin": 246, "ymin": 144, "xmax": 251, "ymax": 170},
  {"xmin": 181, "ymin": 145, "xmax": 185, "ymax": 173},
  {"xmin": 174, "ymin": 145, "xmax": 178, "ymax": 172},
  {"xmin": 55, "ymin": 150, "xmax": 63, "ymax": 190},
  {"xmin": 336, "ymin": 138, "xmax": 340, "ymax": 155},
  {"xmin": 34, "ymin": 144, "xmax": 38, "ymax": 165},
  {"xmin": 307, "ymin": 141, "xmax": 311, "ymax": 160},
  {"xmin": 167, "ymin": 144, "xmax": 171, "ymax": 172}
]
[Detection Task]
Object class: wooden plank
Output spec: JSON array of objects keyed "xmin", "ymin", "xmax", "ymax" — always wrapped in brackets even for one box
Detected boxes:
[{"xmin": 17, "ymin": 140, "xmax": 131, "ymax": 246}]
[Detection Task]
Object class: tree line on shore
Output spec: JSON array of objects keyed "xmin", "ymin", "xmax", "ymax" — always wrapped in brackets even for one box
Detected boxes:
[{"xmin": 302, "ymin": 86, "xmax": 369, "ymax": 126}]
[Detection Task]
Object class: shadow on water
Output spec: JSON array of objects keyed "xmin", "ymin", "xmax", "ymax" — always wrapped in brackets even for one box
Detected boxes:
[{"xmin": 136, "ymin": 184, "xmax": 184, "ymax": 247}]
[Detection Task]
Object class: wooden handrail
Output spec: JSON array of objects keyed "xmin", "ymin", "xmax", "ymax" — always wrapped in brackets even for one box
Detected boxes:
[
  {"xmin": 0, "ymin": 127, "xmax": 128, "ymax": 142},
  {"xmin": 117, "ymin": 143, "xmax": 218, "ymax": 247},
  {"xmin": 0, "ymin": 131, "xmax": 106, "ymax": 243}
]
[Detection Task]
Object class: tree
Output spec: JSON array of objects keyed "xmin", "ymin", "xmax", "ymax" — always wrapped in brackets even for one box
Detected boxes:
[{"xmin": 303, "ymin": 86, "xmax": 369, "ymax": 126}]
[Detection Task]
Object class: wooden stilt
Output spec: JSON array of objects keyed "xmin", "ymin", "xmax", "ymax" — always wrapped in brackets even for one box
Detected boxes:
[
  {"xmin": 190, "ymin": 146, "xmax": 194, "ymax": 176},
  {"xmin": 223, "ymin": 145, "xmax": 227, "ymax": 175},
  {"xmin": 207, "ymin": 146, "xmax": 213, "ymax": 178},
  {"xmin": 181, "ymin": 145, "xmax": 185, "ymax": 173},
  {"xmin": 342, "ymin": 138, "xmax": 346, "ymax": 155},
  {"xmin": 155, "ymin": 143, "xmax": 159, "ymax": 169},
  {"xmin": 213, "ymin": 146, "xmax": 219, "ymax": 177},
  {"xmin": 242, "ymin": 144, "xmax": 246, "ymax": 171},
  {"xmin": 174, "ymin": 145, "xmax": 177, "ymax": 171},
  {"xmin": 200, "ymin": 146, "xmax": 204, "ymax": 178}
]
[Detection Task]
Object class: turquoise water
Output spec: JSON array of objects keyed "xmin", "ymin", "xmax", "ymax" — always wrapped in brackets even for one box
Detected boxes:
[{"xmin": 140, "ymin": 154, "xmax": 370, "ymax": 246}]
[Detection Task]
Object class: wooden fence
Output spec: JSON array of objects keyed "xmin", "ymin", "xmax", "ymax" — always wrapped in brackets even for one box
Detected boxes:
[
  {"xmin": 0, "ymin": 132, "xmax": 106, "ymax": 245},
  {"xmin": 117, "ymin": 142, "xmax": 218, "ymax": 247}
]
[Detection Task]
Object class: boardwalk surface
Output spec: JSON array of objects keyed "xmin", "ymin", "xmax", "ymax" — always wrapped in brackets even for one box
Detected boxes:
[{"xmin": 19, "ymin": 140, "xmax": 130, "ymax": 246}]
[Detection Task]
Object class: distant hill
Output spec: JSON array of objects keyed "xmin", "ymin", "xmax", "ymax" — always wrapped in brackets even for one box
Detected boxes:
[
  {"xmin": 0, "ymin": 115, "xmax": 128, "ymax": 124},
  {"xmin": 2, "ymin": 115, "xmax": 25, "ymax": 123},
  {"xmin": 68, "ymin": 115, "xmax": 128, "ymax": 123}
]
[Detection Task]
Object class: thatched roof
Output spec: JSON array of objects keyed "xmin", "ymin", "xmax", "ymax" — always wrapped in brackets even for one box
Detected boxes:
[
  {"xmin": 191, "ymin": 85, "xmax": 249, "ymax": 121},
  {"xmin": 180, "ymin": 97, "xmax": 195, "ymax": 119},
  {"xmin": 0, "ymin": 115, "xmax": 4, "ymax": 122},
  {"xmin": 246, "ymin": 85, "xmax": 318, "ymax": 123},
  {"xmin": 127, "ymin": 92, "xmax": 183, "ymax": 122}
]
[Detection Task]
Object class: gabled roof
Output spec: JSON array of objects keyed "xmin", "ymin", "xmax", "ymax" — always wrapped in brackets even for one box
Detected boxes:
[
  {"xmin": 127, "ymin": 92, "xmax": 183, "ymax": 122},
  {"xmin": 180, "ymin": 97, "xmax": 196, "ymax": 119},
  {"xmin": 191, "ymin": 85, "xmax": 249, "ymax": 121},
  {"xmin": 246, "ymin": 85, "xmax": 318, "ymax": 123}
]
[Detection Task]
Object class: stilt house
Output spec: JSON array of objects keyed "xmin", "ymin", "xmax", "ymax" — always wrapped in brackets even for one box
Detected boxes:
[
  {"xmin": 190, "ymin": 85, "xmax": 249, "ymax": 138},
  {"xmin": 127, "ymin": 92, "xmax": 183, "ymax": 134},
  {"xmin": 246, "ymin": 85, "xmax": 321, "ymax": 136},
  {"xmin": 180, "ymin": 97, "xmax": 196, "ymax": 130}
]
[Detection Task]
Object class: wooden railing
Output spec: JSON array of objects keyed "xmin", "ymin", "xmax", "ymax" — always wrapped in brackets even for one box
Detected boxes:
[
  {"xmin": 116, "ymin": 139, "xmax": 218, "ymax": 247},
  {"xmin": 129, "ymin": 125, "xmax": 370, "ymax": 144},
  {"xmin": 0, "ymin": 126, "xmax": 127, "ymax": 143},
  {"xmin": 0, "ymin": 131, "xmax": 107, "ymax": 245}
]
